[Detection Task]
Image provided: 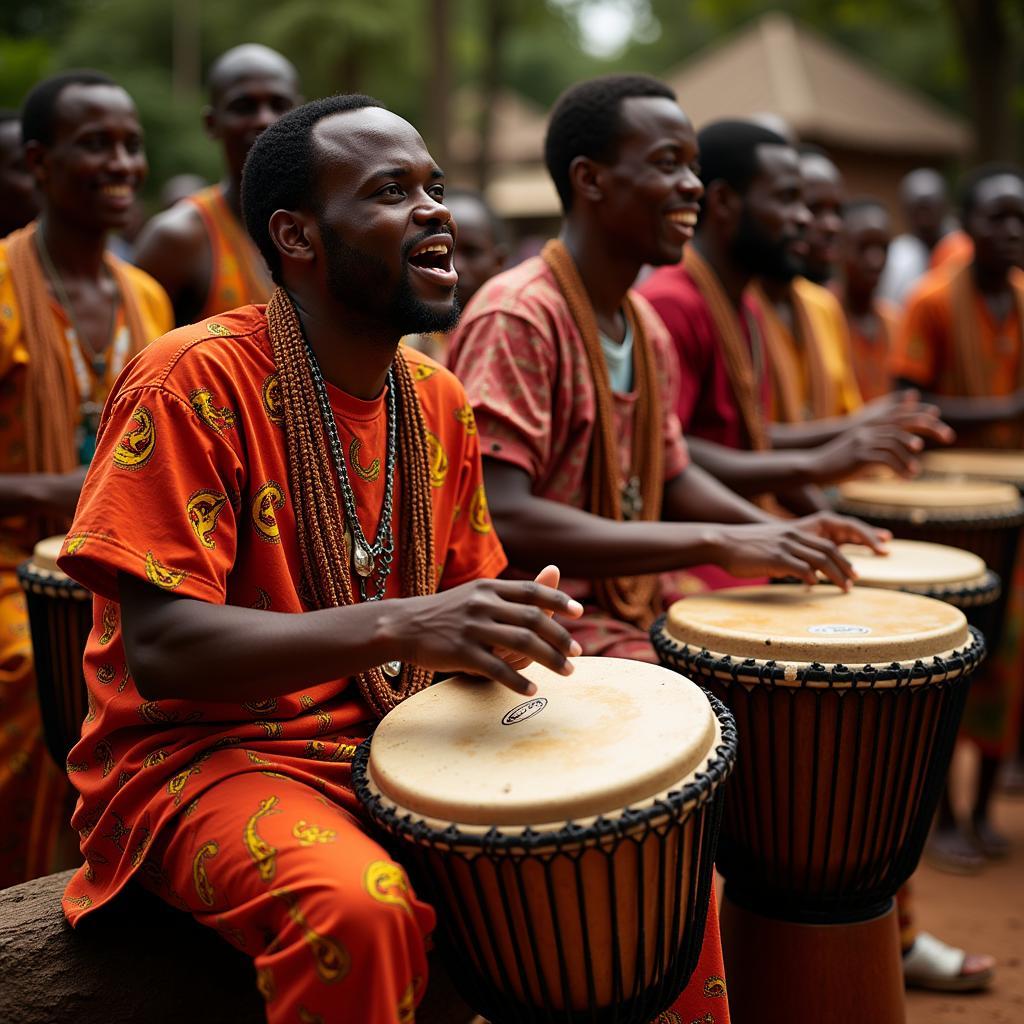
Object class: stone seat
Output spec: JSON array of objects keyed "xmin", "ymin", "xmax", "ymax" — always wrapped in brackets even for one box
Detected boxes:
[{"xmin": 0, "ymin": 870, "xmax": 476, "ymax": 1023}]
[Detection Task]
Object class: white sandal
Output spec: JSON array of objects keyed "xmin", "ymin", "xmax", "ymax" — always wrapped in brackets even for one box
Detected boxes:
[{"xmin": 903, "ymin": 931, "xmax": 995, "ymax": 992}]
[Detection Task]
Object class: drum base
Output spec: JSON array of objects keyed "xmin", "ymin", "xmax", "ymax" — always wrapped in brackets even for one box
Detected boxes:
[{"xmin": 720, "ymin": 896, "xmax": 905, "ymax": 1024}]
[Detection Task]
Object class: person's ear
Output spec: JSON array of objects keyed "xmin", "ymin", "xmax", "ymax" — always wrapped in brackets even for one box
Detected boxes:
[
  {"xmin": 568, "ymin": 156, "xmax": 605, "ymax": 206},
  {"xmin": 22, "ymin": 140, "xmax": 48, "ymax": 187},
  {"xmin": 706, "ymin": 179, "xmax": 741, "ymax": 228},
  {"xmin": 269, "ymin": 209, "xmax": 317, "ymax": 270},
  {"xmin": 201, "ymin": 106, "xmax": 218, "ymax": 141}
]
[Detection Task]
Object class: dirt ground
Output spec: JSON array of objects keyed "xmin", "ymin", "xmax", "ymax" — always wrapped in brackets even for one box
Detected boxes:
[{"xmin": 906, "ymin": 746, "xmax": 1024, "ymax": 1024}]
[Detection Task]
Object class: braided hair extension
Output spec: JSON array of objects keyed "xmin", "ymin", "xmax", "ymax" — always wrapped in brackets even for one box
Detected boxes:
[{"xmin": 265, "ymin": 287, "xmax": 436, "ymax": 717}]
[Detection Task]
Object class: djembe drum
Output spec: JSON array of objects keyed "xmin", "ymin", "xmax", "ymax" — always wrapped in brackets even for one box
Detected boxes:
[
  {"xmin": 352, "ymin": 657, "xmax": 737, "ymax": 1024},
  {"xmin": 842, "ymin": 538, "xmax": 1002, "ymax": 642},
  {"xmin": 16, "ymin": 535, "xmax": 91, "ymax": 766},
  {"xmin": 652, "ymin": 586, "xmax": 985, "ymax": 1024},
  {"xmin": 924, "ymin": 448, "xmax": 1024, "ymax": 493},
  {"xmin": 836, "ymin": 478, "xmax": 1023, "ymax": 650}
]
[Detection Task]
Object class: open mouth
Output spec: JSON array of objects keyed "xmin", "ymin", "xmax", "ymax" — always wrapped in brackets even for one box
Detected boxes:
[
  {"xmin": 98, "ymin": 182, "xmax": 136, "ymax": 205},
  {"xmin": 665, "ymin": 208, "xmax": 698, "ymax": 240},
  {"xmin": 407, "ymin": 236, "xmax": 458, "ymax": 289}
]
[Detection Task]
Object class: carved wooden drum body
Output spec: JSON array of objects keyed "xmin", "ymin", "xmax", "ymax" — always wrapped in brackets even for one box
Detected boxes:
[
  {"xmin": 352, "ymin": 657, "xmax": 736, "ymax": 1024},
  {"xmin": 16, "ymin": 536, "xmax": 91, "ymax": 766}
]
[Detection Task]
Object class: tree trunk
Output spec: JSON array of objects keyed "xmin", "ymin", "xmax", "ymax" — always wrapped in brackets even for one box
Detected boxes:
[
  {"xmin": 475, "ymin": 0, "xmax": 508, "ymax": 192},
  {"xmin": 947, "ymin": 0, "xmax": 1017, "ymax": 162},
  {"xmin": 426, "ymin": 0, "xmax": 451, "ymax": 169}
]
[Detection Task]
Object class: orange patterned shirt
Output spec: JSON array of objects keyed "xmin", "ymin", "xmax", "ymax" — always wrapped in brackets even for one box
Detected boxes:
[
  {"xmin": 57, "ymin": 304, "xmax": 505, "ymax": 923},
  {"xmin": 186, "ymin": 185, "xmax": 273, "ymax": 319}
]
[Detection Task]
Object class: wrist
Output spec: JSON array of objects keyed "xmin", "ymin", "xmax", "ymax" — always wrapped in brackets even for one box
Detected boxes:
[
  {"xmin": 367, "ymin": 599, "xmax": 412, "ymax": 666},
  {"xmin": 694, "ymin": 524, "xmax": 727, "ymax": 565}
]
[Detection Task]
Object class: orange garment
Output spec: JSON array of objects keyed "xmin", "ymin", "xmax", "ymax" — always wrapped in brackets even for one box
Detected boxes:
[
  {"xmin": 846, "ymin": 298, "xmax": 900, "ymax": 403},
  {"xmin": 891, "ymin": 263, "xmax": 1024, "ymax": 448},
  {"xmin": 186, "ymin": 185, "xmax": 274, "ymax": 319},
  {"xmin": 57, "ymin": 305, "xmax": 505, "ymax": 1022},
  {"xmin": 0, "ymin": 238, "xmax": 170, "ymax": 889},
  {"xmin": 930, "ymin": 229, "xmax": 973, "ymax": 270},
  {"xmin": 751, "ymin": 277, "xmax": 863, "ymax": 422}
]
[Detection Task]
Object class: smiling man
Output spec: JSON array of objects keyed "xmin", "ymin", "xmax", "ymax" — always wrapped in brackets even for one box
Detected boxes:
[
  {"xmin": 135, "ymin": 44, "xmax": 301, "ymax": 325},
  {"xmin": 0, "ymin": 70, "xmax": 170, "ymax": 889},
  {"xmin": 55, "ymin": 93, "xmax": 584, "ymax": 1024},
  {"xmin": 448, "ymin": 74, "xmax": 899, "ymax": 1022}
]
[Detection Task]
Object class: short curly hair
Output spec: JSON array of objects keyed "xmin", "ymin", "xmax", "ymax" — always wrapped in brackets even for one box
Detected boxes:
[
  {"xmin": 21, "ymin": 70, "xmax": 118, "ymax": 147},
  {"xmin": 544, "ymin": 73, "xmax": 675, "ymax": 212},
  {"xmin": 241, "ymin": 93, "xmax": 384, "ymax": 285},
  {"xmin": 959, "ymin": 163, "xmax": 1024, "ymax": 223}
]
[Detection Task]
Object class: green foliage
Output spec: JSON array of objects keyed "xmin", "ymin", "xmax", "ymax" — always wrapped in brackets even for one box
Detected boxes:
[{"xmin": 0, "ymin": 35, "xmax": 54, "ymax": 107}]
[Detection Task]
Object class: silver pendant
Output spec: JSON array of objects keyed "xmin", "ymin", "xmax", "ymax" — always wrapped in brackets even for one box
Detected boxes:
[
  {"xmin": 383, "ymin": 660, "xmax": 402, "ymax": 678},
  {"xmin": 353, "ymin": 541, "xmax": 375, "ymax": 577}
]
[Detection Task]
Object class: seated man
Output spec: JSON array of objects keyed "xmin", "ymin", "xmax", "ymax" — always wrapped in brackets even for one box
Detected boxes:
[
  {"xmin": 450, "ymin": 76, "xmax": 889, "ymax": 661},
  {"xmin": 58, "ymin": 94, "xmax": 583, "ymax": 1024}
]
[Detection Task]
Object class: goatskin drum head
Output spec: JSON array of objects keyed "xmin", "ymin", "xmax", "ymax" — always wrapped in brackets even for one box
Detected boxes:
[
  {"xmin": 664, "ymin": 584, "xmax": 969, "ymax": 666},
  {"xmin": 842, "ymin": 539, "xmax": 987, "ymax": 589},
  {"xmin": 30, "ymin": 535, "xmax": 68, "ymax": 577},
  {"xmin": 366, "ymin": 657, "xmax": 716, "ymax": 827},
  {"xmin": 924, "ymin": 449, "xmax": 1024, "ymax": 485},
  {"xmin": 838, "ymin": 478, "xmax": 1021, "ymax": 515}
]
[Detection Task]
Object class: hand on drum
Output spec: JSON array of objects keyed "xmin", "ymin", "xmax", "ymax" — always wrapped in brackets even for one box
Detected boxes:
[
  {"xmin": 709, "ymin": 513, "xmax": 890, "ymax": 590},
  {"xmin": 395, "ymin": 565, "xmax": 583, "ymax": 695},
  {"xmin": 855, "ymin": 389, "xmax": 956, "ymax": 446}
]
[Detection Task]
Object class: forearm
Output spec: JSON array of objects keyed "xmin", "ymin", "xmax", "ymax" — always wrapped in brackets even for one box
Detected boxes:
[
  {"xmin": 685, "ymin": 437, "xmax": 818, "ymax": 497},
  {"xmin": 121, "ymin": 576, "xmax": 407, "ymax": 703},
  {"xmin": 775, "ymin": 483, "xmax": 830, "ymax": 516},
  {"xmin": 663, "ymin": 461, "xmax": 777, "ymax": 524},
  {"xmin": 489, "ymin": 495, "xmax": 723, "ymax": 577},
  {"xmin": 0, "ymin": 467, "xmax": 87, "ymax": 517},
  {"xmin": 769, "ymin": 414, "xmax": 858, "ymax": 449},
  {"xmin": 902, "ymin": 387, "xmax": 1023, "ymax": 427}
]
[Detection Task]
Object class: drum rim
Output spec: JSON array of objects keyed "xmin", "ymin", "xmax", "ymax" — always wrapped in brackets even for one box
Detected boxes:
[
  {"xmin": 651, "ymin": 619, "xmax": 986, "ymax": 689},
  {"xmin": 352, "ymin": 691, "xmax": 737, "ymax": 853},
  {"xmin": 16, "ymin": 559, "xmax": 91, "ymax": 598},
  {"xmin": 853, "ymin": 568, "xmax": 1001, "ymax": 607},
  {"xmin": 834, "ymin": 497, "xmax": 1024, "ymax": 526}
]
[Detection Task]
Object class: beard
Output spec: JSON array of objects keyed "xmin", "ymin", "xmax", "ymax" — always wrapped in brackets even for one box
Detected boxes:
[
  {"xmin": 732, "ymin": 205, "xmax": 804, "ymax": 281},
  {"xmin": 319, "ymin": 218, "xmax": 462, "ymax": 337}
]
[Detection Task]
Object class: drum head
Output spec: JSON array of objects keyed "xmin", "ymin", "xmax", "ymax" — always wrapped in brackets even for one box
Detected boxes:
[
  {"xmin": 367, "ymin": 657, "xmax": 717, "ymax": 828},
  {"xmin": 843, "ymin": 539, "xmax": 987, "ymax": 589},
  {"xmin": 839, "ymin": 478, "xmax": 1021, "ymax": 514},
  {"xmin": 30, "ymin": 535, "xmax": 68, "ymax": 576},
  {"xmin": 664, "ymin": 585, "xmax": 969, "ymax": 665},
  {"xmin": 924, "ymin": 449, "xmax": 1024, "ymax": 485}
]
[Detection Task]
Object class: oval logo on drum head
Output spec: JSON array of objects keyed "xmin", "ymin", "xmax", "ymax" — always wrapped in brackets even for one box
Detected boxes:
[
  {"xmin": 501, "ymin": 697, "xmax": 548, "ymax": 726},
  {"xmin": 807, "ymin": 624, "xmax": 871, "ymax": 636}
]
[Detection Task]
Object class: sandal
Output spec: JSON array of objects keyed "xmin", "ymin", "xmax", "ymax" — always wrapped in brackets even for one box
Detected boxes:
[{"xmin": 903, "ymin": 932, "xmax": 995, "ymax": 992}]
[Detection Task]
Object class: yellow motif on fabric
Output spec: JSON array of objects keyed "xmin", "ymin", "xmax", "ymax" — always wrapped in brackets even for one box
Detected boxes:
[
  {"xmin": 468, "ymin": 484, "xmax": 492, "ymax": 534},
  {"xmin": 112, "ymin": 406, "xmax": 156, "ymax": 470},
  {"xmin": 651, "ymin": 1013, "xmax": 681, "ymax": 1024},
  {"xmin": 271, "ymin": 887, "xmax": 351, "ymax": 984},
  {"xmin": 141, "ymin": 750, "xmax": 168, "ymax": 768},
  {"xmin": 144, "ymin": 551, "xmax": 188, "ymax": 590},
  {"xmin": 64, "ymin": 893, "xmax": 92, "ymax": 910},
  {"xmin": 98, "ymin": 603, "xmax": 118, "ymax": 645},
  {"xmin": 252, "ymin": 587, "xmax": 272, "ymax": 610},
  {"xmin": 192, "ymin": 839, "xmax": 219, "ymax": 907},
  {"xmin": 118, "ymin": 665, "xmax": 131, "ymax": 693},
  {"xmin": 292, "ymin": 821, "xmax": 337, "ymax": 846},
  {"xmin": 299, "ymin": 694, "xmax": 332, "ymax": 735},
  {"xmin": 244, "ymin": 796, "xmax": 281, "ymax": 882},
  {"xmin": 298, "ymin": 1010, "xmax": 323, "ymax": 1024},
  {"xmin": 206, "ymin": 322, "xmax": 232, "ymax": 337},
  {"xmin": 64, "ymin": 534, "xmax": 87, "ymax": 556},
  {"xmin": 260, "ymin": 721, "xmax": 283, "ymax": 739},
  {"xmin": 397, "ymin": 980, "xmax": 418, "ymax": 1024},
  {"xmin": 168, "ymin": 764, "xmax": 203, "ymax": 806},
  {"xmin": 129, "ymin": 828, "xmax": 152, "ymax": 868},
  {"xmin": 96, "ymin": 664, "xmax": 115, "ymax": 685},
  {"xmin": 262, "ymin": 374, "xmax": 284, "ymax": 425},
  {"xmin": 453, "ymin": 403, "xmax": 477, "ymax": 434},
  {"xmin": 116, "ymin": 769, "xmax": 134, "ymax": 789},
  {"xmin": 305, "ymin": 740, "xmax": 357, "ymax": 762},
  {"xmin": 348, "ymin": 437, "xmax": 380, "ymax": 482},
  {"xmin": 94, "ymin": 740, "xmax": 115, "ymax": 778},
  {"xmin": 243, "ymin": 697, "xmax": 278, "ymax": 716},
  {"xmin": 251, "ymin": 481, "xmax": 285, "ymax": 543},
  {"xmin": 256, "ymin": 967, "xmax": 275, "ymax": 1003},
  {"xmin": 426, "ymin": 431, "xmax": 448, "ymax": 487},
  {"xmin": 66, "ymin": 760, "xmax": 89, "ymax": 774},
  {"xmin": 704, "ymin": 976, "xmax": 726, "ymax": 998},
  {"xmin": 364, "ymin": 860, "xmax": 413, "ymax": 917},
  {"xmin": 189, "ymin": 388, "xmax": 236, "ymax": 435},
  {"xmin": 247, "ymin": 750, "xmax": 271, "ymax": 766},
  {"xmin": 411, "ymin": 362, "xmax": 437, "ymax": 382}
]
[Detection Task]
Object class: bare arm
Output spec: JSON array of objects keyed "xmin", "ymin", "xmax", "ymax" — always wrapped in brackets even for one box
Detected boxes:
[
  {"xmin": 894, "ymin": 378, "xmax": 1024, "ymax": 427},
  {"xmin": 119, "ymin": 569, "xmax": 584, "ymax": 702},
  {"xmin": 483, "ymin": 459, "xmax": 884, "ymax": 588},
  {"xmin": 661, "ymin": 461, "xmax": 775, "ymax": 524},
  {"xmin": 0, "ymin": 467, "xmax": 87, "ymax": 518},
  {"xmin": 134, "ymin": 204, "xmax": 211, "ymax": 326}
]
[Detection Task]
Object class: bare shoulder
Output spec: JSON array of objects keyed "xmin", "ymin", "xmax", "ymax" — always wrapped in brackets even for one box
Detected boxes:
[{"xmin": 135, "ymin": 201, "xmax": 207, "ymax": 264}]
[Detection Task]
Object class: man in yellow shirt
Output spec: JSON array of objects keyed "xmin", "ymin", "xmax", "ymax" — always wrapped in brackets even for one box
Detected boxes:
[{"xmin": 0, "ymin": 70, "xmax": 171, "ymax": 887}]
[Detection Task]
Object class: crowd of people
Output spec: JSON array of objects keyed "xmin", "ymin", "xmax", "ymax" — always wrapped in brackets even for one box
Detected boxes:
[{"xmin": 1, "ymin": 43, "xmax": 1022, "ymax": 1022}]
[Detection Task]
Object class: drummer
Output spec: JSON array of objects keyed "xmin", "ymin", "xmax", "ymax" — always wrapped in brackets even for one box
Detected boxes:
[
  {"xmin": 0, "ymin": 70, "xmax": 172, "ymax": 889},
  {"xmin": 892, "ymin": 164, "xmax": 1024, "ymax": 868},
  {"xmin": 55, "ymin": 94, "xmax": 588, "ymax": 1024},
  {"xmin": 450, "ymin": 76, "xmax": 893, "ymax": 662}
]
